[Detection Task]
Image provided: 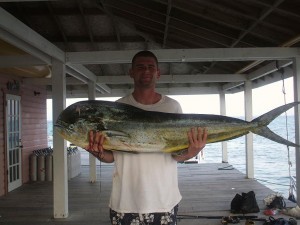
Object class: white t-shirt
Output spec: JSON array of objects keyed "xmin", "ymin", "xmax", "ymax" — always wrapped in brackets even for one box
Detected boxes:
[{"xmin": 108, "ymin": 94, "xmax": 183, "ymax": 214}]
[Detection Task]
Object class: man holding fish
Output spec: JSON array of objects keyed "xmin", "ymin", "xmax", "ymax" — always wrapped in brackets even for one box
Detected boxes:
[{"xmin": 86, "ymin": 51, "xmax": 208, "ymax": 225}]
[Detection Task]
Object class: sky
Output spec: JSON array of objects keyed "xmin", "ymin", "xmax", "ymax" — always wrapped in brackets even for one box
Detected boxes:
[{"xmin": 47, "ymin": 77, "xmax": 295, "ymax": 120}]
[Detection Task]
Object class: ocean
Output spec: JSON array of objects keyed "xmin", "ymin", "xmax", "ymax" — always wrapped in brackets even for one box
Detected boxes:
[{"xmin": 47, "ymin": 115, "xmax": 297, "ymax": 198}]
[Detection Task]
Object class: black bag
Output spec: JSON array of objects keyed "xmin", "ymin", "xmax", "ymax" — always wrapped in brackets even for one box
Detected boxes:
[
  {"xmin": 231, "ymin": 191, "xmax": 260, "ymax": 214},
  {"xmin": 231, "ymin": 193, "xmax": 244, "ymax": 213},
  {"xmin": 267, "ymin": 196, "xmax": 286, "ymax": 209}
]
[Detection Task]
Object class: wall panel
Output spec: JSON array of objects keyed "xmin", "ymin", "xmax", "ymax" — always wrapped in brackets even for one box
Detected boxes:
[{"xmin": 0, "ymin": 74, "xmax": 48, "ymax": 196}]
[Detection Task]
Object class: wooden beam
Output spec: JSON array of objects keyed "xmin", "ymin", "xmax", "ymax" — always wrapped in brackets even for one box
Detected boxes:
[
  {"xmin": 46, "ymin": 86, "xmax": 221, "ymax": 99},
  {"xmin": 0, "ymin": 55, "xmax": 47, "ymax": 67},
  {"xmin": 0, "ymin": 7, "xmax": 65, "ymax": 63},
  {"xmin": 66, "ymin": 48, "xmax": 300, "ymax": 65},
  {"xmin": 97, "ymin": 74, "xmax": 247, "ymax": 84}
]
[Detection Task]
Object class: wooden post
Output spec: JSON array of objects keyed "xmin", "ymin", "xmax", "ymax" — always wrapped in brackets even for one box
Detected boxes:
[
  {"xmin": 293, "ymin": 57, "xmax": 300, "ymax": 206},
  {"xmin": 88, "ymin": 81, "xmax": 97, "ymax": 183},
  {"xmin": 220, "ymin": 90, "xmax": 228, "ymax": 163},
  {"xmin": 52, "ymin": 59, "xmax": 68, "ymax": 218},
  {"xmin": 244, "ymin": 80, "xmax": 254, "ymax": 179}
]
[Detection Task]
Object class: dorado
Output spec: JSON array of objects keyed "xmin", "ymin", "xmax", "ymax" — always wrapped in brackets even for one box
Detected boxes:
[{"xmin": 55, "ymin": 100, "xmax": 300, "ymax": 153}]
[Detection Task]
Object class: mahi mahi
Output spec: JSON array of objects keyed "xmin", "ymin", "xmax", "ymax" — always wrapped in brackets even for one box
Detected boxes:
[{"xmin": 55, "ymin": 100, "xmax": 300, "ymax": 153}]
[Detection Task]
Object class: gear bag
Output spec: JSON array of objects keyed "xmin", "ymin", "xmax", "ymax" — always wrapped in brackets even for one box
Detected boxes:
[{"xmin": 231, "ymin": 191, "xmax": 260, "ymax": 214}]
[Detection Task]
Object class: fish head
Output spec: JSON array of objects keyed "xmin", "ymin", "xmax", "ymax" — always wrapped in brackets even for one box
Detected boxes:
[{"xmin": 54, "ymin": 101, "xmax": 107, "ymax": 147}]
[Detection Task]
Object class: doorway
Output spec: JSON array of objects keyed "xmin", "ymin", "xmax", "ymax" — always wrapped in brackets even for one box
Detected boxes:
[{"xmin": 6, "ymin": 94, "xmax": 22, "ymax": 192}]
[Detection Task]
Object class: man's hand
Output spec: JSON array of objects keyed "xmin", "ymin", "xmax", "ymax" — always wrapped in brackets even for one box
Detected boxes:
[
  {"xmin": 173, "ymin": 127, "xmax": 207, "ymax": 162},
  {"xmin": 85, "ymin": 131, "xmax": 114, "ymax": 163},
  {"xmin": 88, "ymin": 130, "xmax": 105, "ymax": 152},
  {"xmin": 186, "ymin": 127, "xmax": 207, "ymax": 158}
]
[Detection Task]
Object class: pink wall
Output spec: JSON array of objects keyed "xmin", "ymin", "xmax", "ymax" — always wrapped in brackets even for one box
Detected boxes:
[{"xmin": 0, "ymin": 75, "xmax": 48, "ymax": 196}]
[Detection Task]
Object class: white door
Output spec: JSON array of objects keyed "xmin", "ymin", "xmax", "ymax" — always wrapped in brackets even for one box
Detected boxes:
[{"xmin": 6, "ymin": 94, "xmax": 22, "ymax": 192}]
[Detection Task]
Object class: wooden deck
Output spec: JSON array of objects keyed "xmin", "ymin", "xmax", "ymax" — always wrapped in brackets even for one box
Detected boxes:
[{"xmin": 0, "ymin": 163, "xmax": 298, "ymax": 225}]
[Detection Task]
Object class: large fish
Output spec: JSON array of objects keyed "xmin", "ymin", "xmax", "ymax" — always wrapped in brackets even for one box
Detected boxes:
[{"xmin": 55, "ymin": 100, "xmax": 300, "ymax": 153}]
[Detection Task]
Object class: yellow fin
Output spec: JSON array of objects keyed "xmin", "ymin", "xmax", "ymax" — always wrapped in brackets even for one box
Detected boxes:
[{"xmin": 103, "ymin": 130, "xmax": 129, "ymax": 138}]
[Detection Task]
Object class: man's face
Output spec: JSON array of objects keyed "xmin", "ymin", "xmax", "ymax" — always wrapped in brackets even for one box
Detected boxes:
[{"xmin": 129, "ymin": 56, "xmax": 161, "ymax": 88}]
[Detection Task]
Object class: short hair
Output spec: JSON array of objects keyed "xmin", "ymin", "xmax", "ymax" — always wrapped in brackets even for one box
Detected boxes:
[{"xmin": 131, "ymin": 50, "xmax": 158, "ymax": 67}]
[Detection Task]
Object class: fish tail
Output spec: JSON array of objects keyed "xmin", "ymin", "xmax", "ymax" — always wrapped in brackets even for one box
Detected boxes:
[
  {"xmin": 253, "ymin": 127, "xmax": 298, "ymax": 147},
  {"xmin": 251, "ymin": 101, "xmax": 300, "ymax": 147}
]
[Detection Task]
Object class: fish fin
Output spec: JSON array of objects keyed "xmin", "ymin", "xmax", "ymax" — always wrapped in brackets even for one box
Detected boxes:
[
  {"xmin": 171, "ymin": 149, "xmax": 188, "ymax": 156},
  {"xmin": 163, "ymin": 145, "xmax": 189, "ymax": 153},
  {"xmin": 102, "ymin": 130, "xmax": 138, "ymax": 153},
  {"xmin": 163, "ymin": 147, "xmax": 188, "ymax": 153},
  {"xmin": 253, "ymin": 127, "xmax": 299, "ymax": 147},
  {"xmin": 102, "ymin": 130, "xmax": 130, "ymax": 138},
  {"xmin": 117, "ymin": 150, "xmax": 139, "ymax": 154},
  {"xmin": 251, "ymin": 101, "xmax": 300, "ymax": 147},
  {"xmin": 252, "ymin": 102, "xmax": 300, "ymax": 126},
  {"xmin": 209, "ymin": 132, "xmax": 249, "ymax": 143},
  {"xmin": 162, "ymin": 137, "xmax": 188, "ymax": 153}
]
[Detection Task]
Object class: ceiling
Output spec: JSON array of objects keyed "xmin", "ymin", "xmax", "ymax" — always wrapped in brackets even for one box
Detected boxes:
[{"xmin": 0, "ymin": 0, "xmax": 300, "ymax": 98}]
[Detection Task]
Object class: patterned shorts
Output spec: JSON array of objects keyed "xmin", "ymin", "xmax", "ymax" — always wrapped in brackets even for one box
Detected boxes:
[{"xmin": 109, "ymin": 205, "xmax": 178, "ymax": 225}]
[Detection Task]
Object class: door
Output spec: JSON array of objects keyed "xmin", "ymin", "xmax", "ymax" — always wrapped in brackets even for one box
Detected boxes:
[{"xmin": 6, "ymin": 94, "xmax": 22, "ymax": 192}]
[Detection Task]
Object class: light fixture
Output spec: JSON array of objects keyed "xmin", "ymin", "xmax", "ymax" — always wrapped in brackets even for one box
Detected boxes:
[{"xmin": 34, "ymin": 91, "xmax": 40, "ymax": 96}]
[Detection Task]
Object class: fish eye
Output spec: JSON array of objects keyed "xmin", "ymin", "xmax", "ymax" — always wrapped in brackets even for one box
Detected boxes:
[{"xmin": 69, "ymin": 124, "xmax": 75, "ymax": 130}]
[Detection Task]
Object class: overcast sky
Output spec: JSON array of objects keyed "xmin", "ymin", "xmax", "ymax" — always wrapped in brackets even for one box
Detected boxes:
[
  {"xmin": 47, "ymin": 77, "xmax": 295, "ymax": 120},
  {"xmin": 173, "ymin": 76, "xmax": 295, "ymax": 117}
]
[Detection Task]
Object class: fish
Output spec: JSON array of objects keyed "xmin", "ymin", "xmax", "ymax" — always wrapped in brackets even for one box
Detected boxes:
[{"xmin": 55, "ymin": 100, "xmax": 300, "ymax": 153}]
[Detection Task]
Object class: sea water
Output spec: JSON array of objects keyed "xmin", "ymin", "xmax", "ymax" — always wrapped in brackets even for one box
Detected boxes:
[
  {"xmin": 202, "ymin": 115, "xmax": 296, "ymax": 199},
  {"xmin": 47, "ymin": 115, "xmax": 297, "ymax": 198}
]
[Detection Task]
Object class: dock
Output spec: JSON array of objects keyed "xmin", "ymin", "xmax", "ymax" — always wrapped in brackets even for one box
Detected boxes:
[{"xmin": 0, "ymin": 163, "xmax": 297, "ymax": 225}]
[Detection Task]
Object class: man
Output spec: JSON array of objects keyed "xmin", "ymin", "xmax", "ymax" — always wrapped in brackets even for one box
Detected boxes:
[{"xmin": 87, "ymin": 50, "xmax": 207, "ymax": 225}]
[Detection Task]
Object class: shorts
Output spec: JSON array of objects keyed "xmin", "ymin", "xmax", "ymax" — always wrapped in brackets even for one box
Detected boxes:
[{"xmin": 109, "ymin": 205, "xmax": 179, "ymax": 225}]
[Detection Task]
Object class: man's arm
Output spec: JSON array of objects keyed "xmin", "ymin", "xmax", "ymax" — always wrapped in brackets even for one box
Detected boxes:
[{"xmin": 88, "ymin": 149, "xmax": 114, "ymax": 163}]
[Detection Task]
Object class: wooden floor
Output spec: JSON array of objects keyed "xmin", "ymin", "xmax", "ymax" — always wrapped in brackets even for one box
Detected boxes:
[{"xmin": 0, "ymin": 163, "xmax": 298, "ymax": 225}]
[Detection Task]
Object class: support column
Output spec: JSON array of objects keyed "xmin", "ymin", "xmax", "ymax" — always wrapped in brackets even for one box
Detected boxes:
[
  {"xmin": 219, "ymin": 91, "xmax": 228, "ymax": 163},
  {"xmin": 293, "ymin": 57, "xmax": 300, "ymax": 205},
  {"xmin": 52, "ymin": 59, "xmax": 68, "ymax": 218},
  {"xmin": 244, "ymin": 80, "xmax": 254, "ymax": 179},
  {"xmin": 88, "ymin": 81, "xmax": 97, "ymax": 183}
]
